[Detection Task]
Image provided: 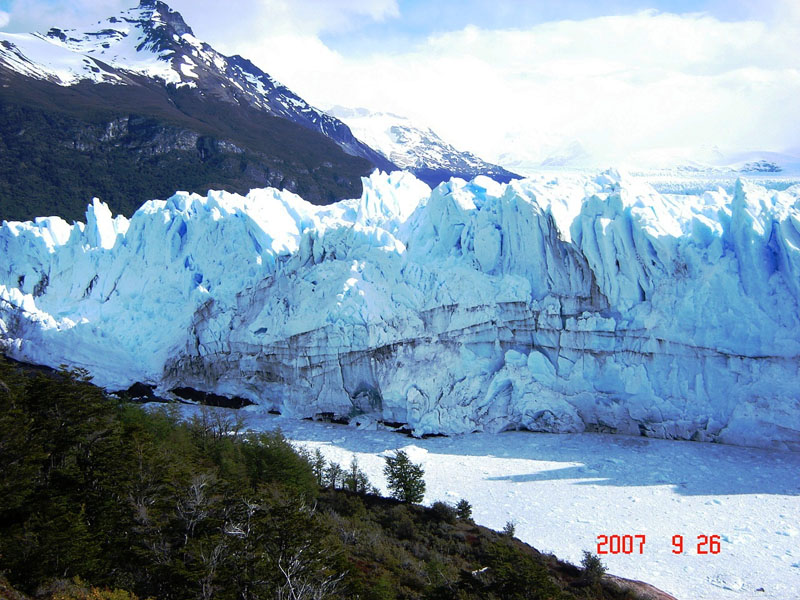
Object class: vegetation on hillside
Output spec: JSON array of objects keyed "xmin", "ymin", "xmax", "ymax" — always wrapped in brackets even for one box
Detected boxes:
[
  {"xmin": 0, "ymin": 357, "xmax": 649, "ymax": 600},
  {"xmin": 0, "ymin": 71, "xmax": 374, "ymax": 222}
]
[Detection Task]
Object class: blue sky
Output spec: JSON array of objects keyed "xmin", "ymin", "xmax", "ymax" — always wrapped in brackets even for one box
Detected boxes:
[
  {"xmin": 0, "ymin": 0, "xmax": 770, "ymax": 53},
  {"xmin": 0, "ymin": 1, "xmax": 764, "ymax": 28},
  {"xmin": 0, "ymin": 0, "xmax": 775, "ymax": 49},
  {"xmin": 319, "ymin": 0, "xmax": 761, "ymax": 52},
  {"xmin": 1, "ymin": 0, "xmax": 798, "ymax": 167}
]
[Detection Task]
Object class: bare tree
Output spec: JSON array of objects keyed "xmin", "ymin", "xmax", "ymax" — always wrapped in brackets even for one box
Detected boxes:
[
  {"xmin": 276, "ymin": 546, "xmax": 344, "ymax": 600},
  {"xmin": 198, "ymin": 539, "xmax": 227, "ymax": 600},
  {"xmin": 176, "ymin": 472, "xmax": 215, "ymax": 544}
]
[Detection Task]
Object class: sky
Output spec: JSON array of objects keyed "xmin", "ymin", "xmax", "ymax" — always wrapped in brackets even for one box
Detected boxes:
[{"xmin": 1, "ymin": 0, "xmax": 799, "ymax": 169}]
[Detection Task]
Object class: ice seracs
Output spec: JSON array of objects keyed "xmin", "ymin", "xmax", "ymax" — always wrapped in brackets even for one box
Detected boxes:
[{"xmin": 1, "ymin": 170, "xmax": 799, "ymax": 450}]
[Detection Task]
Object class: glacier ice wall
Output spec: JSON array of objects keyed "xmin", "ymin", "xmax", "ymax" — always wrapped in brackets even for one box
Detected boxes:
[{"xmin": 1, "ymin": 171, "xmax": 799, "ymax": 449}]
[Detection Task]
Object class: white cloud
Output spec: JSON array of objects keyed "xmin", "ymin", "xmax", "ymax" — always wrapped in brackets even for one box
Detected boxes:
[
  {"xmin": 236, "ymin": 8, "xmax": 800, "ymax": 167},
  {"xmin": 0, "ymin": 11, "xmax": 10, "ymax": 28},
  {"xmin": 1, "ymin": 0, "xmax": 130, "ymax": 33}
]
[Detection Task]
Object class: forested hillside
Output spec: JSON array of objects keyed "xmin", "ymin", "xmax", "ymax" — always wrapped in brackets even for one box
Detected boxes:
[
  {"xmin": 0, "ymin": 358, "xmax": 665, "ymax": 600},
  {"xmin": 0, "ymin": 74, "xmax": 375, "ymax": 222}
]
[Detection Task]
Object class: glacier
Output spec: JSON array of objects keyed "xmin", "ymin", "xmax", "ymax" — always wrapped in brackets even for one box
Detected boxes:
[{"xmin": 1, "ymin": 170, "xmax": 799, "ymax": 450}]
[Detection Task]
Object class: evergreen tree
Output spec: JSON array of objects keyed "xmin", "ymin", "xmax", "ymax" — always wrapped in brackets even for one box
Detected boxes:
[
  {"xmin": 581, "ymin": 550, "xmax": 607, "ymax": 585},
  {"xmin": 502, "ymin": 521, "xmax": 516, "ymax": 537},
  {"xmin": 311, "ymin": 448, "xmax": 327, "ymax": 486},
  {"xmin": 344, "ymin": 457, "xmax": 372, "ymax": 494},
  {"xmin": 382, "ymin": 450, "xmax": 425, "ymax": 503},
  {"xmin": 455, "ymin": 499, "xmax": 473, "ymax": 522},
  {"xmin": 324, "ymin": 461, "xmax": 344, "ymax": 489}
]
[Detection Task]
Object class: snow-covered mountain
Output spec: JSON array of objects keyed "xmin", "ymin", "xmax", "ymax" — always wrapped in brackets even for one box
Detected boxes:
[
  {"xmin": 2, "ymin": 171, "xmax": 799, "ymax": 451},
  {"xmin": 492, "ymin": 139, "xmax": 800, "ymax": 178},
  {"xmin": 491, "ymin": 137, "xmax": 596, "ymax": 175},
  {"xmin": 624, "ymin": 147, "xmax": 800, "ymax": 175},
  {"xmin": 327, "ymin": 106, "xmax": 517, "ymax": 187},
  {"xmin": 0, "ymin": 0, "xmax": 390, "ymax": 167},
  {"xmin": 0, "ymin": 0, "xmax": 395, "ymax": 222}
]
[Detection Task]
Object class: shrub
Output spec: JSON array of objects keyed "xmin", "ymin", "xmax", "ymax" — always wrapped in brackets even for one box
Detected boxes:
[
  {"xmin": 366, "ymin": 575, "xmax": 397, "ymax": 600},
  {"xmin": 387, "ymin": 506, "xmax": 417, "ymax": 541},
  {"xmin": 484, "ymin": 542, "xmax": 562, "ymax": 599},
  {"xmin": 41, "ymin": 577, "xmax": 143, "ymax": 600},
  {"xmin": 502, "ymin": 521, "xmax": 516, "ymax": 537},
  {"xmin": 430, "ymin": 501, "xmax": 457, "ymax": 524},
  {"xmin": 580, "ymin": 550, "xmax": 607, "ymax": 585},
  {"xmin": 329, "ymin": 491, "xmax": 367, "ymax": 518}
]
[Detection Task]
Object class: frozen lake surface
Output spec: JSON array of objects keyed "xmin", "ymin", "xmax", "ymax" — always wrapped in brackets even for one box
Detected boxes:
[{"xmin": 170, "ymin": 405, "xmax": 800, "ymax": 600}]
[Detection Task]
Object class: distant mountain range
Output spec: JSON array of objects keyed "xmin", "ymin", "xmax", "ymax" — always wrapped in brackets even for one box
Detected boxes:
[
  {"xmin": 5, "ymin": 0, "xmax": 789, "ymax": 224},
  {"xmin": 497, "ymin": 142, "xmax": 800, "ymax": 177},
  {"xmin": 620, "ymin": 147, "xmax": 800, "ymax": 176},
  {"xmin": 0, "ymin": 0, "xmax": 397, "ymax": 221},
  {"xmin": 326, "ymin": 106, "xmax": 518, "ymax": 187},
  {"xmin": 0, "ymin": 1, "xmax": 521, "ymax": 222}
]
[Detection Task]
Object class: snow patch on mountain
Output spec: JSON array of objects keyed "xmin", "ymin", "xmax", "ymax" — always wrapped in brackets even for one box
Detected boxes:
[
  {"xmin": 327, "ymin": 106, "xmax": 516, "ymax": 184},
  {"xmin": 328, "ymin": 107, "xmax": 481, "ymax": 171},
  {"xmin": 0, "ymin": 3, "xmax": 187, "ymax": 85},
  {"xmin": 1, "ymin": 171, "xmax": 799, "ymax": 450}
]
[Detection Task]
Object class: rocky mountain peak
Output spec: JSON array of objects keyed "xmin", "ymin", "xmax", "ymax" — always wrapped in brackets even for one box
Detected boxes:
[
  {"xmin": 138, "ymin": 0, "xmax": 194, "ymax": 37},
  {"xmin": 41, "ymin": 1, "xmax": 194, "ymax": 56},
  {"xmin": 127, "ymin": 0, "xmax": 195, "ymax": 55}
]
